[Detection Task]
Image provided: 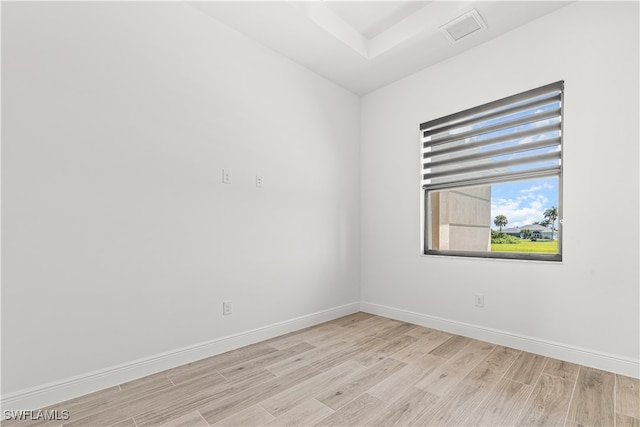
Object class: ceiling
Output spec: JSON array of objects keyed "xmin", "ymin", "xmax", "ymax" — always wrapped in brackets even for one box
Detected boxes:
[
  {"xmin": 324, "ymin": 1, "xmax": 432, "ymax": 40},
  {"xmin": 190, "ymin": 1, "xmax": 571, "ymax": 95}
]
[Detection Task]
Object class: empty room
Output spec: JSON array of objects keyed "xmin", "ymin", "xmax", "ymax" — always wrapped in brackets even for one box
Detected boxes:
[{"xmin": 2, "ymin": 1, "xmax": 639, "ymax": 426}]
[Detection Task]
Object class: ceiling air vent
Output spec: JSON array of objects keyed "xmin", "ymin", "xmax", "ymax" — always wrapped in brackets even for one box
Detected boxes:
[{"xmin": 440, "ymin": 9, "xmax": 487, "ymax": 43}]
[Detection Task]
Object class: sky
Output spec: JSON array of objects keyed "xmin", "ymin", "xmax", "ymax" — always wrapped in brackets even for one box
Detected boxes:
[{"xmin": 490, "ymin": 176, "xmax": 558, "ymax": 229}]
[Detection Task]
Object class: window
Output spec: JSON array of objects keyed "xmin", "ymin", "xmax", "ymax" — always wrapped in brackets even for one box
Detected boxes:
[{"xmin": 421, "ymin": 81, "xmax": 563, "ymax": 261}]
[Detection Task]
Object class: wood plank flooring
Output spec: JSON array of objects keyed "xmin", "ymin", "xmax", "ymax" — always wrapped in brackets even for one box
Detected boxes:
[{"xmin": 4, "ymin": 313, "xmax": 639, "ymax": 427}]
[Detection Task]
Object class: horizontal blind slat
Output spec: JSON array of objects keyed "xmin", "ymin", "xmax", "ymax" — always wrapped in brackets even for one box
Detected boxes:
[
  {"xmin": 423, "ymin": 151, "xmax": 560, "ymax": 181},
  {"xmin": 423, "ymin": 108, "xmax": 560, "ymax": 147},
  {"xmin": 422, "ymin": 167, "xmax": 561, "ymax": 191},
  {"xmin": 420, "ymin": 81, "xmax": 563, "ymax": 131},
  {"xmin": 423, "ymin": 137, "xmax": 561, "ymax": 169},
  {"xmin": 422, "ymin": 122, "xmax": 561, "ymax": 159},
  {"xmin": 423, "ymin": 94, "xmax": 561, "ymax": 139}
]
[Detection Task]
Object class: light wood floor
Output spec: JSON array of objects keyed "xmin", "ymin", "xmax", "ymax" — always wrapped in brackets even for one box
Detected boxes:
[{"xmin": 5, "ymin": 313, "xmax": 639, "ymax": 427}]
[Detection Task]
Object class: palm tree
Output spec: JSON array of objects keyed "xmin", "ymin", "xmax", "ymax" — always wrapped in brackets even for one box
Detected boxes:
[
  {"xmin": 543, "ymin": 206, "xmax": 558, "ymax": 240},
  {"xmin": 494, "ymin": 215, "xmax": 508, "ymax": 233}
]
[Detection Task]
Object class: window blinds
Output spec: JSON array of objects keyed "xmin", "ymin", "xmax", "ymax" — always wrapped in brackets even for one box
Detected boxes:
[{"xmin": 421, "ymin": 81, "xmax": 563, "ymax": 191}]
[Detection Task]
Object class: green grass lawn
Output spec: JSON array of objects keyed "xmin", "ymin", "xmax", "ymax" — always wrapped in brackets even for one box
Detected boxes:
[{"xmin": 492, "ymin": 239, "xmax": 558, "ymax": 253}]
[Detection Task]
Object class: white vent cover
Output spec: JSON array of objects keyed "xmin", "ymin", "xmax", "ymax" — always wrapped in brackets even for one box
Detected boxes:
[{"xmin": 440, "ymin": 9, "xmax": 487, "ymax": 43}]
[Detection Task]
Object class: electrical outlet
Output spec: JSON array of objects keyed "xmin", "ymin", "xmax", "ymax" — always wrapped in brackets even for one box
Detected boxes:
[
  {"xmin": 223, "ymin": 300, "xmax": 233, "ymax": 315},
  {"xmin": 256, "ymin": 175, "xmax": 263, "ymax": 188},
  {"xmin": 222, "ymin": 169, "xmax": 232, "ymax": 184},
  {"xmin": 474, "ymin": 294, "xmax": 484, "ymax": 308}
]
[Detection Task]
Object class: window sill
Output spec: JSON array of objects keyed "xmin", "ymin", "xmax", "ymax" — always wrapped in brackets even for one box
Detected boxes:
[{"xmin": 421, "ymin": 250, "xmax": 562, "ymax": 263}]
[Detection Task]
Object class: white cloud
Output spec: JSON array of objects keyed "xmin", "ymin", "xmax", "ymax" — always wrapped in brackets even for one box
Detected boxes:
[
  {"xmin": 520, "ymin": 183, "xmax": 553, "ymax": 194},
  {"xmin": 491, "ymin": 193, "xmax": 549, "ymax": 228}
]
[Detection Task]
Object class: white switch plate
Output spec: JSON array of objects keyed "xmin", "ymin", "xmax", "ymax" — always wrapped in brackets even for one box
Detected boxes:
[
  {"xmin": 474, "ymin": 294, "xmax": 484, "ymax": 308},
  {"xmin": 222, "ymin": 169, "xmax": 232, "ymax": 184}
]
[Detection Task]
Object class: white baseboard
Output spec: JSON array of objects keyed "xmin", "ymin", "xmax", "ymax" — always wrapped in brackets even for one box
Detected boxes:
[
  {"xmin": 1, "ymin": 302, "xmax": 360, "ymax": 411},
  {"xmin": 360, "ymin": 301, "xmax": 640, "ymax": 379}
]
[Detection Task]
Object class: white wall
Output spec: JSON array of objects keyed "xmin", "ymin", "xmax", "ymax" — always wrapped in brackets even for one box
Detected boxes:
[
  {"xmin": 2, "ymin": 2, "xmax": 361, "ymax": 395},
  {"xmin": 361, "ymin": 1, "xmax": 639, "ymax": 371}
]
